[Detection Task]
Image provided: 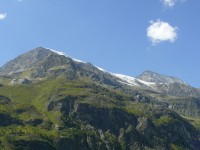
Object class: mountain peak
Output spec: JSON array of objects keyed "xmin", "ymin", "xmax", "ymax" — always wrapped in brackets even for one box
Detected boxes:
[
  {"xmin": 137, "ymin": 70, "xmax": 186, "ymax": 85},
  {"xmin": 26, "ymin": 47, "xmax": 66, "ymax": 57},
  {"xmin": 27, "ymin": 47, "xmax": 55, "ymax": 57},
  {"xmin": 43, "ymin": 47, "xmax": 86, "ymax": 63},
  {"xmin": 0, "ymin": 47, "xmax": 54, "ymax": 75}
]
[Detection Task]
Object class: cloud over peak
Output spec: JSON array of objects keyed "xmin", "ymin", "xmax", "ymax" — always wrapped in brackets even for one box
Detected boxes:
[
  {"xmin": 147, "ymin": 20, "xmax": 178, "ymax": 45},
  {"xmin": 0, "ymin": 13, "xmax": 7, "ymax": 20}
]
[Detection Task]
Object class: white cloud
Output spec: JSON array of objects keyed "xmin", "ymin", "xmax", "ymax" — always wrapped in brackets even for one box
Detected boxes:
[
  {"xmin": 147, "ymin": 20, "xmax": 178, "ymax": 44},
  {"xmin": 163, "ymin": 0, "xmax": 176, "ymax": 7},
  {"xmin": 161, "ymin": 0, "xmax": 186, "ymax": 8},
  {"xmin": 0, "ymin": 13, "xmax": 7, "ymax": 20}
]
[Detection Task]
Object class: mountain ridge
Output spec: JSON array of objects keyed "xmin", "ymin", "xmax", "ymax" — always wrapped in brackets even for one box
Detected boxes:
[
  {"xmin": 137, "ymin": 70, "xmax": 187, "ymax": 85},
  {"xmin": 0, "ymin": 47, "xmax": 192, "ymax": 87},
  {"xmin": 0, "ymin": 47, "xmax": 200, "ymax": 149},
  {"xmin": 0, "ymin": 47, "xmax": 199, "ymax": 99}
]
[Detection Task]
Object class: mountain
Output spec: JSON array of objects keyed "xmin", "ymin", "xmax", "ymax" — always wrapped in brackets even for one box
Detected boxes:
[
  {"xmin": 0, "ymin": 47, "xmax": 122, "ymax": 87},
  {"xmin": 136, "ymin": 71, "xmax": 200, "ymax": 98},
  {"xmin": 112, "ymin": 71, "xmax": 200, "ymax": 118},
  {"xmin": 137, "ymin": 70, "xmax": 186, "ymax": 84},
  {"xmin": 112, "ymin": 70, "xmax": 200, "ymax": 99},
  {"xmin": 0, "ymin": 48, "xmax": 55, "ymax": 75},
  {"xmin": 113, "ymin": 73, "xmax": 155, "ymax": 88},
  {"xmin": 0, "ymin": 47, "xmax": 200, "ymax": 150},
  {"xmin": 1, "ymin": 47, "xmax": 200, "ymax": 118},
  {"xmin": 1, "ymin": 47, "xmax": 199, "ymax": 99}
]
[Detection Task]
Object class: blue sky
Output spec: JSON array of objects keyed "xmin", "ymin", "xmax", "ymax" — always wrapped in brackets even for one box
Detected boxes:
[{"xmin": 0, "ymin": 0, "xmax": 200, "ymax": 87}]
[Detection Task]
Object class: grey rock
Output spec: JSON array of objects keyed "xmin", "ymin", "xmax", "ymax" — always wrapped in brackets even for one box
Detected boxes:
[
  {"xmin": 10, "ymin": 78, "xmax": 31, "ymax": 85},
  {"xmin": 137, "ymin": 70, "xmax": 186, "ymax": 84}
]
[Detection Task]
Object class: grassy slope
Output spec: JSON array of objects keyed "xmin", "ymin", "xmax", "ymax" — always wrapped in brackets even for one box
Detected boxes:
[
  {"xmin": 0, "ymin": 77, "xmax": 134, "ymax": 149},
  {"xmin": 0, "ymin": 77, "xmax": 199, "ymax": 149},
  {"xmin": 182, "ymin": 116, "xmax": 200, "ymax": 130}
]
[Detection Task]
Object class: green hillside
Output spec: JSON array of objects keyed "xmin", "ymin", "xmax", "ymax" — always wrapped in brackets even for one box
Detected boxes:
[{"xmin": 0, "ymin": 77, "xmax": 199, "ymax": 150}]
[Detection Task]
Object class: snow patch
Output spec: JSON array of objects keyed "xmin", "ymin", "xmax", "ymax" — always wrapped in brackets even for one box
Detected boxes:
[
  {"xmin": 137, "ymin": 79, "xmax": 155, "ymax": 86},
  {"xmin": 47, "ymin": 48, "xmax": 66, "ymax": 56},
  {"xmin": 45, "ymin": 48, "xmax": 156, "ymax": 88},
  {"xmin": 117, "ymin": 80, "xmax": 135, "ymax": 86},
  {"xmin": 72, "ymin": 58, "xmax": 86, "ymax": 63},
  {"xmin": 95, "ymin": 66, "xmax": 107, "ymax": 73},
  {"xmin": 46, "ymin": 48, "xmax": 86, "ymax": 63},
  {"xmin": 113, "ymin": 73, "xmax": 155, "ymax": 87},
  {"xmin": 113, "ymin": 74, "xmax": 140, "ymax": 86}
]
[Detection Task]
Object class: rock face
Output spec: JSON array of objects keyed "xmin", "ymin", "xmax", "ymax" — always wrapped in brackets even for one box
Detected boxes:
[
  {"xmin": 151, "ymin": 82, "xmax": 200, "ymax": 98},
  {"xmin": 75, "ymin": 103, "xmax": 138, "ymax": 134},
  {"xmin": 136, "ymin": 71, "xmax": 200, "ymax": 101},
  {"xmin": 10, "ymin": 78, "xmax": 31, "ymax": 85},
  {"xmin": 43, "ymin": 92, "xmax": 200, "ymax": 149},
  {"xmin": 0, "ymin": 95, "xmax": 11, "ymax": 104},
  {"xmin": 137, "ymin": 70, "xmax": 186, "ymax": 84},
  {"xmin": 0, "ymin": 47, "xmax": 54, "ymax": 75},
  {"xmin": 11, "ymin": 140, "xmax": 55, "ymax": 150},
  {"xmin": 167, "ymin": 97, "xmax": 200, "ymax": 117},
  {"xmin": 0, "ymin": 47, "xmax": 121, "ymax": 87},
  {"xmin": 0, "ymin": 113, "xmax": 21, "ymax": 126}
]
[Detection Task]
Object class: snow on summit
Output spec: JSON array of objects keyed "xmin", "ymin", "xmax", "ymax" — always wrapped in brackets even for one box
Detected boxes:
[
  {"xmin": 48, "ymin": 48, "xmax": 66, "ymax": 56},
  {"xmin": 46, "ymin": 47, "xmax": 156, "ymax": 88},
  {"xmin": 113, "ymin": 73, "xmax": 156, "ymax": 87},
  {"xmin": 47, "ymin": 48, "xmax": 86, "ymax": 63}
]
